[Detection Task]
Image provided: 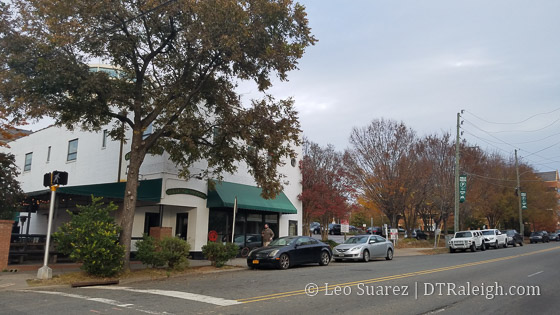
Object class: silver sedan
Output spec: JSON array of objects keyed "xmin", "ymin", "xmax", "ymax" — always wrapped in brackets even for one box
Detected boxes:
[{"xmin": 332, "ymin": 235, "xmax": 394, "ymax": 262}]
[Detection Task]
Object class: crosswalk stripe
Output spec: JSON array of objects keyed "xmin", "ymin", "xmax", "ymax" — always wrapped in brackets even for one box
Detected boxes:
[
  {"xmin": 87, "ymin": 286, "xmax": 241, "ymax": 306},
  {"xmin": 25, "ymin": 290, "xmax": 164, "ymax": 314}
]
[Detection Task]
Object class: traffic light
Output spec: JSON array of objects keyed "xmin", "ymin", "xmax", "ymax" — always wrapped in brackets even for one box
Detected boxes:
[{"xmin": 43, "ymin": 171, "xmax": 68, "ymax": 187}]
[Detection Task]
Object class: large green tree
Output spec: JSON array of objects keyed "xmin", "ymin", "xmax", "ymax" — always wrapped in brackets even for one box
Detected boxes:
[{"xmin": 0, "ymin": 0, "xmax": 315, "ymax": 266}]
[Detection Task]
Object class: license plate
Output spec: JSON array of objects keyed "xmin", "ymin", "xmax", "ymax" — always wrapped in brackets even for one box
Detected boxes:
[
  {"xmin": 336, "ymin": 254, "xmax": 344, "ymax": 257},
  {"xmin": 252, "ymin": 260, "xmax": 259, "ymax": 264}
]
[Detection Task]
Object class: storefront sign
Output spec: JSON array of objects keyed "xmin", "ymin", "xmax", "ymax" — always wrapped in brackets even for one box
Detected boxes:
[{"xmin": 166, "ymin": 188, "xmax": 207, "ymax": 199}]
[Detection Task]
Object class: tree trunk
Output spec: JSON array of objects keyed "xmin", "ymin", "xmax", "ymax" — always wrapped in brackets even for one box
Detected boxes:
[{"xmin": 118, "ymin": 131, "xmax": 146, "ymax": 270}]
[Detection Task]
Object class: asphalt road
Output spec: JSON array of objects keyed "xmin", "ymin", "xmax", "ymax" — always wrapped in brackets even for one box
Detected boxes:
[{"xmin": 2, "ymin": 242, "xmax": 559, "ymax": 314}]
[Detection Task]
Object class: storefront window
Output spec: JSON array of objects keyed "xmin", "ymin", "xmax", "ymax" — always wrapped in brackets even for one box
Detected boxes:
[{"xmin": 208, "ymin": 210, "xmax": 229, "ymax": 243}]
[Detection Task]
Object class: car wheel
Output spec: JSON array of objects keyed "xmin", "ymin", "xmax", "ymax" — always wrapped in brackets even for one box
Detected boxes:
[
  {"xmin": 520, "ymin": 241, "xmax": 523, "ymax": 246},
  {"xmin": 279, "ymin": 253, "xmax": 290, "ymax": 270},
  {"xmin": 503, "ymin": 242, "xmax": 508, "ymax": 248},
  {"xmin": 319, "ymin": 251, "xmax": 331, "ymax": 266},
  {"xmin": 385, "ymin": 248, "xmax": 393, "ymax": 260},
  {"xmin": 471, "ymin": 243, "xmax": 477, "ymax": 252},
  {"xmin": 363, "ymin": 250, "xmax": 370, "ymax": 262},
  {"xmin": 494, "ymin": 241, "xmax": 499, "ymax": 249},
  {"xmin": 449, "ymin": 247, "xmax": 456, "ymax": 253}
]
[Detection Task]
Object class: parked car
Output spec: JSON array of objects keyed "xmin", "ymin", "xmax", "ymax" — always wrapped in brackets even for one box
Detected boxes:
[
  {"xmin": 309, "ymin": 222, "xmax": 321, "ymax": 234},
  {"xmin": 366, "ymin": 226, "xmax": 383, "ymax": 235},
  {"xmin": 501, "ymin": 229, "xmax": 523, "ymax": 247},
  {"xmin": 481, "ymin": 229, "xmax": 508, "ymax": 249},
  {"xmin": 529, "ymin": 231, "xmax": 549, "ymax": 243},
  {"xmin": 405, "ymin": 229, "xmax": 428, "ymax": 240},
  {"xmin": 548, "ymin": 232, "xmax": 559, "ymax": 241},
  {"xmin": 328, "ymin": 223, "xmax": 341, "ymax": 235},
  {"xmin": 246, "ymin": 236, "xmax": 332, "ymax": 270},
  {"xmin": 398, "ymin": 227, "xmax": 405, "ymax": 233},
  {"xmin": 349, "ymin": 225, "xmax": 360, "ymax": 233},
  {"xmin": 332, "ymin": 235, "xmax": 394, "ymax": 262},
  {"xmin": 234, "ymin": 234, "xmax": 262, "ymax": 249},
  {"xmin": 448, "ymin": 230, "xmax": 486, "ymax": 252}
]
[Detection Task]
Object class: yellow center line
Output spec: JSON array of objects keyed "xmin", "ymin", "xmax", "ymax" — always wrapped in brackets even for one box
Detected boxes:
[{"xmin": 237, "ymin": 246, "xmax": 559, "ymax": 304}]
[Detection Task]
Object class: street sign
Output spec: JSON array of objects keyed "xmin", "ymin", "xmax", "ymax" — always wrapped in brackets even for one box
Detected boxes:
[
  {"xmin": 341, "ymin": 219, "xmax": 349, "ymax": 233},
  {"xmin": 521, "ymin": 192, "xmax": 527, "ymax": 210},
  {"xmin": 459, "ymin": 175, "xmax": 467, "ymax": 203},
  {"xmin": 390, "ymin": 228, "xmax": 398, "ymax": 240}
]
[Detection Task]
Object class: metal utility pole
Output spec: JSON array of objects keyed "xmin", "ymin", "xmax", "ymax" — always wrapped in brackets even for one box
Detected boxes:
[
  {"xmin": 454, "ymin": 112, "xmax": 461, "ymax": 233},
  {"xmin": 515, "ymin": 150, "xmax": 524, "ymax": 236}
]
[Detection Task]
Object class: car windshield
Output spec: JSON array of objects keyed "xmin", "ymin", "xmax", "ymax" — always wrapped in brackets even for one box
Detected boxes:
[
  {"xmin": 344, "ymin": 236, "xmax": 368, "ymax": 244},
  {"xmin": 530, "ymin": 232, "xmax": 541, "ymax": 236},
  {"xmin": 268, "ymin": 237, "xmax": 297, "ymax": 246},
  {"xmin": 482, "ymin": 231, "xmax": 494, "ymax": 235},
  {"xmin": 455, "ymin": 232, "xmax": 472, "ymax": 238}
]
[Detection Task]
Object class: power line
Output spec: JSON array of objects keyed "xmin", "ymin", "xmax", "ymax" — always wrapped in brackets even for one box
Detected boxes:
[
  {"xmin": 521, "ymin": 141, "xmax": 560, "ymax": 159},
  {"xmin": 463, "ymin": 119, "xmax": 519, "ymax": 150},
  {"xmin": 464, "ymin": 107, "xmax": 560, "ymax": 125}
]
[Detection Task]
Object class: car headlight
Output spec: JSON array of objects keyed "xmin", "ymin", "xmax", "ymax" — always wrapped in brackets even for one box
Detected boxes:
[
  {"xmin": 268, "ymin": 249, "xmax": 279, "ymax": 257},
  {"xmin": 350, "ymin": 246, "xmax": 362, "ymax": 252}
]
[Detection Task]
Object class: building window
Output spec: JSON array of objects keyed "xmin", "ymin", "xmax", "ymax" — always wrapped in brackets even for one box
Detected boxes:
[
  {"xmin": 47, "ymin": 146, "xmax": 51, "ymax": 163},
  {"xmin": 67, "ymin": 139, "xmax": 78, "ymax": 161},
  {"xmin": 102, "ymin": 130, "xmax": 108, "ymax": 148},
  {"xmin": 24, "ymin": 152, "xmax": 33, "ymax": 171}
]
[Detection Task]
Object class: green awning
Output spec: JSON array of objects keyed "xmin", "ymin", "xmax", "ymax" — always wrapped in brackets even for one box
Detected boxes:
[
  {"xmin": 57, "ymin": 178, "xmax": 162, "ymax": 202},
  {"xmin": 207, "ymin": 181, "xmax": 297, "ymax": 214}
]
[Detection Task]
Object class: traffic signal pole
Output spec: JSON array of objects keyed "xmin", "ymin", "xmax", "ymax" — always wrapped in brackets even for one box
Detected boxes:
[{"xmin": 37, "ymin": 184, "xmax": 57, "ymax": 280}]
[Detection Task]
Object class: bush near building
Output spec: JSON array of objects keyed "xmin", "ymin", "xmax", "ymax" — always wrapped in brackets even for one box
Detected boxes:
[
  {"xmin": 53, "ymin": 196, "xmax": 125, "ymax": 277},
  {"xmin": 202, "ymin": 242, "xmax": 239, "ymax": 268},
  {"xmin": 135, "ymin": 235, "xmax": 191, "ymax": 270}
]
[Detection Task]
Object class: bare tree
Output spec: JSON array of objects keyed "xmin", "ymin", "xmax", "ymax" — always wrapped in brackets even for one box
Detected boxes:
[{"xmin": 347, "ymin": 118, "xmax": 417, "ymax": 229}]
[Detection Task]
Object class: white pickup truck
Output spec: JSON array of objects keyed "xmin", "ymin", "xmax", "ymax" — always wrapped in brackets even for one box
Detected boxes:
[
  {"xmin": 481, "ymin": 229, "xmax": 508, "ymax": 249},
  {"xmin": 448, "ymin": 230, "xmax": 486, "ymax": 253}
]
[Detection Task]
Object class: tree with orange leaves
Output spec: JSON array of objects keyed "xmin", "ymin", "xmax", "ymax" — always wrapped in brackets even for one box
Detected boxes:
[{"xmin": 299, "ymin": 138, "xmax": 353, "ymax": 240}]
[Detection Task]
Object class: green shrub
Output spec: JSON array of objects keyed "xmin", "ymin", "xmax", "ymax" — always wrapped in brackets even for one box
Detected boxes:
[
  {"xmin": 135, "ymin": 235, "xmax": 190, "ymax": 270},
  {"xmin": 159, "ymin": 236, "xmax": 191, "ymax": 270},
  {"xmin": 135, "ymin": 234, "xmax": 166, "ymax": 268},
  {"xmin": 53, "ymin": 196, "xmax": 124, "ymax": 277},
  {"xmin": 201, "ymin": 242, "xmax": 239, "ymax": 267}
]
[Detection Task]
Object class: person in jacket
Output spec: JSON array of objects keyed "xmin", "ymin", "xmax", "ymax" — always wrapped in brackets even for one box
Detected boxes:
[{"xmin": 261, "ymin": 224, "xmax": 274, "ymax": 246}]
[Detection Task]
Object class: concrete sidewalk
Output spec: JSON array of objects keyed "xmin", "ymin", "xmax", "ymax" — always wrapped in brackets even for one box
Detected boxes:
[{"xmin": 0, "ymin": 247, "xmax": 429, "ymax": 291}]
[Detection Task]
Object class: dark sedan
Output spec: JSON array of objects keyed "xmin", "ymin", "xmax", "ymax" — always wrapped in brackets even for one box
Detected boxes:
[
  {"xmin": 246, "ymin": 236, "xmax": 332, "ymax": 270},
  {"xmin": 529, "ymin": 231, "xmax": 549, "ymax": 243},
  {"xmin": 328, "ymin": 223, "xmax": 341, "ymax": 235}
]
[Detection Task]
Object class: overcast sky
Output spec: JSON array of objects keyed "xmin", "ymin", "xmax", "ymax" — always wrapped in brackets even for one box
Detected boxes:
[
  {"xmin": 26, "ymin": 1, "xmax": 560, "ymax": 173},
  {"xmin": 254, "ymin": 0, "xmax": 560, "ymax": 173}
]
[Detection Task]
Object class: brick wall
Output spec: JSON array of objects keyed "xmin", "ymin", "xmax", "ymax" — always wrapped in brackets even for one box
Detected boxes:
[
  {"xmin": 149, "ymin": 227, "xmax": 172, "ymax": 240},
  {"xmin": 0, "ymin": 220, "xmax": 14, "ymax": 270}
]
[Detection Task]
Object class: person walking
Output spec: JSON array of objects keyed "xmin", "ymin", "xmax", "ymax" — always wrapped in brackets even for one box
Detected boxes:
[{"xmin": 261, "ymin": 224, "xmax": 274, "ymax": 246}]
